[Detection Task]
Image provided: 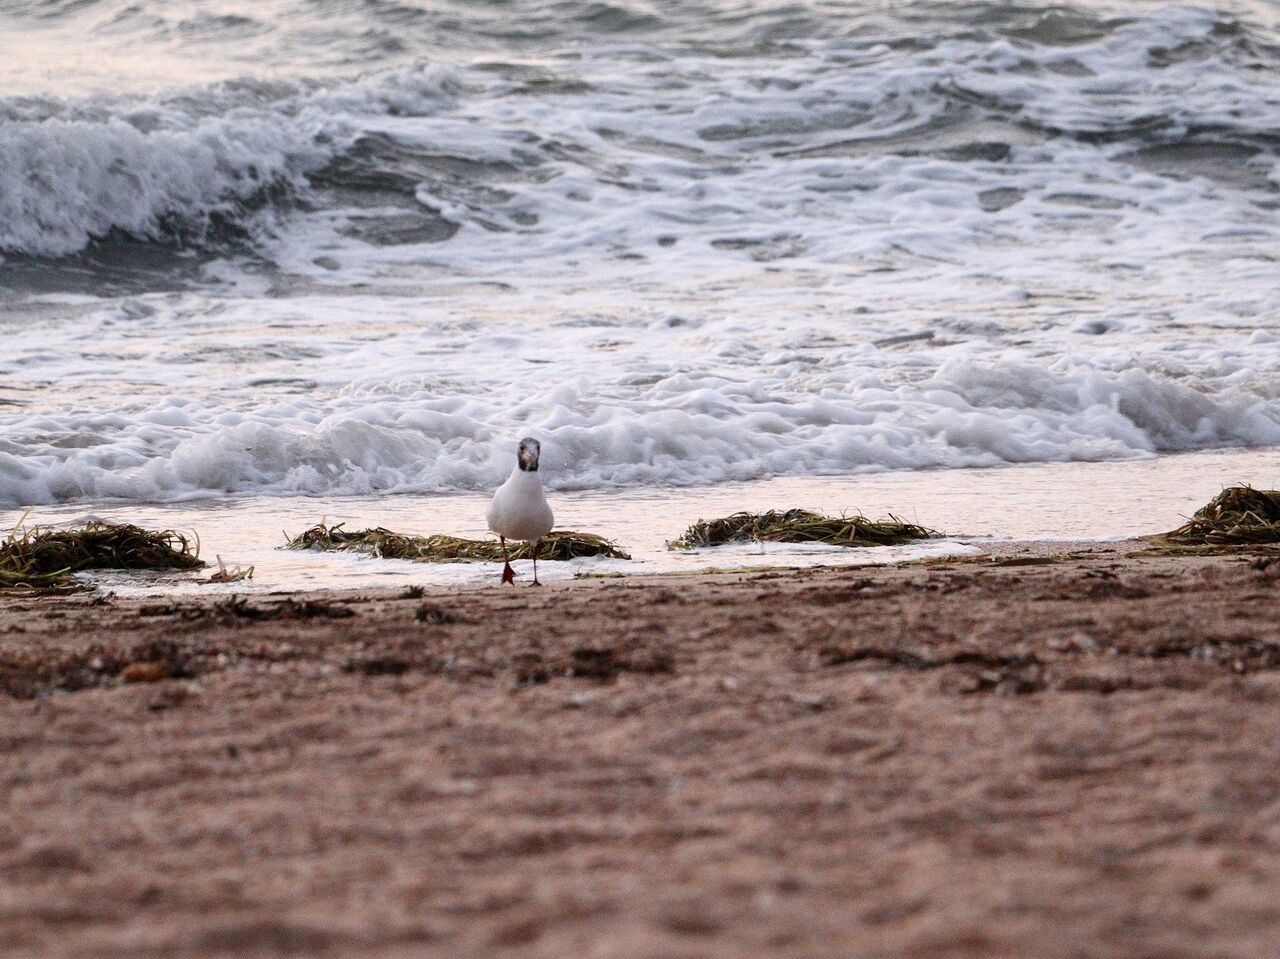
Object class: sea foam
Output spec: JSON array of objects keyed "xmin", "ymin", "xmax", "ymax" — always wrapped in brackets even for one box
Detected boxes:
[
  {"xmin": 2, "ymin": 4, "xmax": 1280, "ymax": 506},
  {"xmin": 2, "ymin": 289, "xmax": 1279, "ymax": 506}
]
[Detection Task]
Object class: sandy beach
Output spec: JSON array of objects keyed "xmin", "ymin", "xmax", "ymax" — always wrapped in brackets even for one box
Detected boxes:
[{"xmin": 6, "ymin": 542, "xmax": 1280, "ymax": 958}]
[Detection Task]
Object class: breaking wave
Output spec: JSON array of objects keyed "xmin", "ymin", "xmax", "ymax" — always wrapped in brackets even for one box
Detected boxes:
[
  {"xmin": 4, "ymin": 344, "xmax": 1280, "ymax": 506},
  {"xmin": 1, "ymin": 4, "xmax": 1278, "ymax": 272}
]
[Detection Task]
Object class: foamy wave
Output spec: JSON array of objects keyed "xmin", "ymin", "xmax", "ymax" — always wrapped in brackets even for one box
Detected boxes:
[
  {"xmin": 4, "ymin": 5, "xmax": 1278, "ymax": 271},
  {"xmin": 4, "ymin": 4, "xmax": 1280, "ymax": 507},
  {"xmin": 0, "ymin": 116, "xmax": 321, "ymax": 256},
  {"xmin": 0, "ymin": 69, "xmax": 460, "ymax": 258},
  {"xmin": 3, "ymin": 357, "xmax": 1278, "ymax": 507}
]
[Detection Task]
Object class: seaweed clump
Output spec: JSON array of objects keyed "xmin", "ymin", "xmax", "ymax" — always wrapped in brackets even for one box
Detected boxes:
[
  {"xmin": 0, "ymin": 521, "xmax": 204, "ymax": 590},
  {"xmin": 668, "ymin": 509, "xmax": 934, "ymax": 550},
  {"xmin": 1157, "ymin": 486, "xmax": 1280, "ymax": 547},
  {"xmin": 285, "ymin": 524, "xmax": 631, "ymax": 562}
]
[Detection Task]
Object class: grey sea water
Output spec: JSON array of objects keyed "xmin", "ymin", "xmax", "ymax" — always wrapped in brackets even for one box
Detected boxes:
[{"xmin": 2, "ymin": 1, "xmax": 1279, "ymax": 563}]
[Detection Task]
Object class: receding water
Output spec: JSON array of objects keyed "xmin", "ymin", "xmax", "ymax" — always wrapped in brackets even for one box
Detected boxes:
[{"xmin": 13, "ymin": 447, "xmax": 1276, "ymax": 595}]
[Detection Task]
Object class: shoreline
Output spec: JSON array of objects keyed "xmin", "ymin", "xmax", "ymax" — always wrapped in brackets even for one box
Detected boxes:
[
  {"xmin": 15, "ymin": 533, "xmax": 1224, "ymax": 598},
  {"xmin": 8, "ymin": 442, "xmax": 1278, "ymax": 594},
  {"xmin": 7, "ymin": 539, "xmax": 1280, "ymax": 956}
]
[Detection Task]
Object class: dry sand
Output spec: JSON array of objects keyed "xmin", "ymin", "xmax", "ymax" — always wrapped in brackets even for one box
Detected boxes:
[{"xmin": 4, "ymin": 541, "xmax": 1280, "ymax": 958}]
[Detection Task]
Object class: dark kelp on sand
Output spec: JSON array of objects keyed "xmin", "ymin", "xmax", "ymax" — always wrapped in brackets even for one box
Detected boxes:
[
  {"xmin": 668, "ymin": 509, "xmax": 935, "ymax": 550},
  {"xmin": 0, "ymin": 521, "xmax": 205, "ymax": 590},
  {"xmin": 1156, "ymin": 486, "xmax": 1280, "ymax": 548},
  {"xmin": 285, "ymin": 524, "xmax": 631, "ymax": 562}
]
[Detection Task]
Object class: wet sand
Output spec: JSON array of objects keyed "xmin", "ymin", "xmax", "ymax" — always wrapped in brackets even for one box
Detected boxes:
[{"xmin": 5, "ymin": 541, "xmax": 1280, "ymax": 958}]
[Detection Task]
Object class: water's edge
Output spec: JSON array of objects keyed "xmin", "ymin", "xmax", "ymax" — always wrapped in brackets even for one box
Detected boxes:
[{"xmin": 10, "ymin": 448, "xmax": 1274, "ymax": 596}]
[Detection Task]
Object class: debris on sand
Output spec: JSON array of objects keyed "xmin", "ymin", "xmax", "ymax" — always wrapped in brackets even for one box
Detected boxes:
[
  {"xmin": 139, "ymin": 595, "xmax": 356, "ymax": 623},
  {"xmin": 0, "ymin": 638, "xmax": 196, "ymax": 698},
  {"xmin": 285, "ymin": 524, "xmax": 630, "ymax": 562},
  {"xmin": 209, "ymin": 555, "xmax": 254, "ymax": 583},
  {"xmin": 1157, "ymin": 486, "xmax": 1280, "ymax": 547},
  {"xmin": 668, "ymin": 509, "xmax": 934, "ymax": 550},
  {"xmin": 0, "ymin": 520, "xmax": 204, "ymax": 590}
]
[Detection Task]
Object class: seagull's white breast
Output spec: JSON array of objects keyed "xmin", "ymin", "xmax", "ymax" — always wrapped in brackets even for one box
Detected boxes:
[{"xmin": 486, "ymin": 469, "xmax": 554, "ymax": 542}]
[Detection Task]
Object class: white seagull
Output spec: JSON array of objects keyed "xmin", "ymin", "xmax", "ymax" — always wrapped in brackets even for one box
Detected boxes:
[{"xmin": 486, "ymin": 437, "xmax": 555, "ymax": 586}]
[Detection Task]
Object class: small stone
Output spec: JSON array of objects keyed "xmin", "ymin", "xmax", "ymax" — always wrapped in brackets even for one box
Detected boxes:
[
  {"xmin": 787, "ymin": 692, "xmax": 829, "ymax": 711},
  {"xmin": 121, "ymin": 662, "xmax": 169, "ymax": 684}
]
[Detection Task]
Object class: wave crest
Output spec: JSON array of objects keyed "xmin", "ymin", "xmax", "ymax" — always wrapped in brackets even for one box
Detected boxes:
[
  {"xmin": 0, "ymin": 114, "xmax": 325, "ymax": 257},
  {"xmin": 3, "ymin": 356, "xmax": 1278, "ymax": 507}
]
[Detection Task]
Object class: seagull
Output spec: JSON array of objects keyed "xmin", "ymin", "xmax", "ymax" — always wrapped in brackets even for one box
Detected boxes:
[{"xmin": 486, "ymin": 437, "xmax": 554, "ymax": 586}]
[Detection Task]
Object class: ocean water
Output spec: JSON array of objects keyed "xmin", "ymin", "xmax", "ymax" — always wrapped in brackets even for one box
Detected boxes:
[{"xmin": 3, "ymin": 0, "xmax": 1280, "ymax": 579}]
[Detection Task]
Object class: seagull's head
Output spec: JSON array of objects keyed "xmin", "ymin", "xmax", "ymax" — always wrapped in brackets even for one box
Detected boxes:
[{"xmin": 517, "ymin": 437, "xmax": 541, "ymax": 472}]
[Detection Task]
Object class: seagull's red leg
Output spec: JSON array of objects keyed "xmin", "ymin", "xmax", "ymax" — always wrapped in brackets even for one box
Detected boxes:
[{"xmin": 500, "ymin": 536, "xmax": 515, "ymax": 585}]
